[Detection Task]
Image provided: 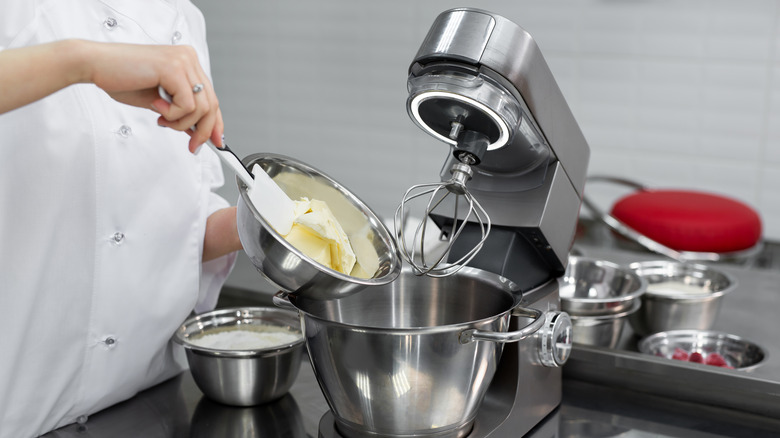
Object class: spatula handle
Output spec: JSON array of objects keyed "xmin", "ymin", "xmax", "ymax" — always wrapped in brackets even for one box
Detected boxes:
[
  {"xmin": 157, "ymin": 86, "xmax": 254, "ymax": 187},
  {"xmin": 207, "ymin": 140, "xmax": 255, "ymax": 187}
]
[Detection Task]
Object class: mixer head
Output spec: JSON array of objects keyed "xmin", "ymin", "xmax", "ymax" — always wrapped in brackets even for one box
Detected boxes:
[{"xmin": 398, "ymin": 8, "xmax": 590, "ymax": 287}]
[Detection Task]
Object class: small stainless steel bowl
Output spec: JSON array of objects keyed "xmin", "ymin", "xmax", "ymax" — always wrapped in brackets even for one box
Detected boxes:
[
  {"xmin": 175, "ymin": 307, "xmax": 305, "ymax": 406},
  {"xmin": 628, "ymin": 261, "xmax": 736, "ymax": 336},
  {"xmin": 569, "ymin": 301, "xmax": 641, "ymax": 348},
  {"xmin": 237, "ymin": 153, "xmax": 402, "ymax": 299},
  {"xmin": 638, "ymin": 330, "xmax": 767, "ymax": 371},
  {"xmin": 559, "ymin": 257, "xmax": 647, "ymax": 316}
]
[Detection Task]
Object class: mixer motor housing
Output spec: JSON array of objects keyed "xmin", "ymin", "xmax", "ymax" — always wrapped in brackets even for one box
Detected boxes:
[{"xmin": 407, "ymin": 8, "xmax": 590, "ymax": 292}]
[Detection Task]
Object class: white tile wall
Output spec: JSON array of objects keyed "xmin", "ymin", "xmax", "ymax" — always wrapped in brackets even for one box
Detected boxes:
[{"xmin": 192, "ymin": 0, "xmax": 780, "ymax": 291}]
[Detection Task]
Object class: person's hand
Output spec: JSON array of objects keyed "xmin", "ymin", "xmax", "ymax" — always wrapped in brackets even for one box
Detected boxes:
[
  {"xmin": 83, "ymin": 41, "xmax": 223, "ymax": 152},
  {"xmin": 0, "ymin": 39, "xmax": 222, "ymax": 152}
]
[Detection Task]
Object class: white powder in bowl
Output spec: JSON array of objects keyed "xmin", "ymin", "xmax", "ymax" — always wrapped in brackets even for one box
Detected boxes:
[
  {"xmin": 188, "ymin": 325, "xmax": 302, "ymax": 351},
  {"xmin": 646, "ymin": 280, "xmax": 709, "ymax": 297}
]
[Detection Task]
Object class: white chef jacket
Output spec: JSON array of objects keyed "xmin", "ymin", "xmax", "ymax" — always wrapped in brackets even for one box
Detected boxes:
[{"xmin": 0, "ymin": 1, "xmax": 236, "ymax": 437}]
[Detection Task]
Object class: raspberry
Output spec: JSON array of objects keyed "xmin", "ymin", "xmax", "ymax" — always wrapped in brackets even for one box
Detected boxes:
[
  {"xmin": 689, "ymin": 352, "xmax": 704, "ymax": 363},
  {"xmin": 671, "ymin": 347, "xmax": 689, "ymax": 361},
  {"xmin": 705, "ymin": 352, "xmax": 733, "ymax": 368}
]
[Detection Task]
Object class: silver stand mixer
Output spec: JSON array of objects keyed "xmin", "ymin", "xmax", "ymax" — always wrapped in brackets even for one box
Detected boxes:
[{"xmin": 321, "ymin": 8, "xmax": 589, "ymax": 437}]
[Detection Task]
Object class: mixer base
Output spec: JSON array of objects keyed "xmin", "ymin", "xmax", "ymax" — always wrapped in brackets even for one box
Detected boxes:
[
  {"xmin": 317, "ymin": 409, "xmax": 560, "ymax": 438},
  {"xmin": 319, "ymin": 412, "xmax": 473, "ymax": 438},
  {"xmin": 317, "ymin": 411, "xmax": 474, "ymax": 438},
  {"xmin": 317, "ymin": 412, "xmax": 340, "ymax": 438}
]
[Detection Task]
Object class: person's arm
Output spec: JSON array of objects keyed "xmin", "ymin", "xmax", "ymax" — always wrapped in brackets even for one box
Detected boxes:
[
  {"xmin": 0, "ymin": 40, "xmax": 81, "ymax": 114},
  {"xmin": 202, "ymin": 206, "xmax": 242, "ymax": 262},
  {"xmin": 0, "ymin": 39, "xmax": 222, "ymax": 151}
]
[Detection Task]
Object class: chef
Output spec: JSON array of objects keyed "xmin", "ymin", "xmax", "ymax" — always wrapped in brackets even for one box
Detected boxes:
[{"xmin": 0, "ymin": 1, "xmax": 242, "ymax": 437}]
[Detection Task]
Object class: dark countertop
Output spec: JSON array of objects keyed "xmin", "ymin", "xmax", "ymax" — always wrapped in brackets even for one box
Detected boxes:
[
  {"xmin": 44, "ymin": 223, "xmax": 780, "ymax": 437},
  {"xmin": 44, "ymin": 358, "xmax": 780, "ymax": 437}
]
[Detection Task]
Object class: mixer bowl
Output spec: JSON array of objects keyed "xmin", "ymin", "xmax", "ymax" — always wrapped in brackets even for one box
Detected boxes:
[
  {"xmin": 236, "ymin": 153, "xmax": 401, "ymax": 299},
  {"xmin": 274, "ymin": 266, "xmax": 547, "ymax": 438}
]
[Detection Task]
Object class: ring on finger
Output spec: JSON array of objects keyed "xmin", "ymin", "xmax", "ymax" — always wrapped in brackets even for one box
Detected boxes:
[{"xmin": 192, "ymin": 83, "xmax": 204, "ymax": 94}]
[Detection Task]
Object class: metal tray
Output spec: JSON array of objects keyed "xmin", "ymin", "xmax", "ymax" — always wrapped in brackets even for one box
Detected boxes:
[
  {"xmin": 565, "ymin": 341, "xmax": 780, "ymax": 418},
  {"xmin": 563, "ymin": 247, "xmax": 780, "ymax": 419}
]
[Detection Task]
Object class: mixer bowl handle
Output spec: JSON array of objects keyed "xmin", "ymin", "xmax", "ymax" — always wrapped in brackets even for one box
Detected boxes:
[
  {"xmin": 272, "ymin": 291, "xmax": 297, "ymax": 311},
  {"xmin": 459, "ymin": 306, "xmax": 544, "ymax": 344}
]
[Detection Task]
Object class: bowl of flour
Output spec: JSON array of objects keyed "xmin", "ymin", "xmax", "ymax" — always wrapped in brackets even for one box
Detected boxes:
[
  {"xmin": 175, "ymin": 307, "xmax": 305, "ymax": 406},
  {"xmin": 627, "ymin": 261, "xmax": 736, "ymax": 336}
]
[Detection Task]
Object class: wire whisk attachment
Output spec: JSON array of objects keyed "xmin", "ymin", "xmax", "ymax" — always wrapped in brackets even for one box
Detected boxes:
[{"xmin": 394, "ymin": 162, "xmax": 491, "ymax": 277}]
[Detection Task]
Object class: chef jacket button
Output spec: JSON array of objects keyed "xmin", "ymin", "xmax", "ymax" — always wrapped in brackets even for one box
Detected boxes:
[
  {"xmin": 104, "ymin": 336, "xmax": 117, "ymax": 347},
  {"xmin": 103, "ymin": 17, "xmax": 118, "ymax": 30},
  {"xmin": 117, "ymin": 125, "xmax": 132, "ymax": 138},
  {"xmin": 112, "ymin": 232, "xmax": 125, "ymax": 244},
  {"xmin": 171, "ymin": 31, "xmax": 182, "ymax": 44}
]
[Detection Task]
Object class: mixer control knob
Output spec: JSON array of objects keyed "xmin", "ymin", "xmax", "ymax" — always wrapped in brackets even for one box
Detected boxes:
[{"xmin": 537, "ymin": 311, "xmax": 572, "ymax": 367}]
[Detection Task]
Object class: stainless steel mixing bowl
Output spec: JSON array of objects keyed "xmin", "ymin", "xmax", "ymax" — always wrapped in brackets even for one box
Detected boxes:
[
  {"xmin": 236, "ymin": 153, "xmax": 401, "ymax": 299},
  {"xmin": 628, "ymin": 261, "xmax": 736, "ymax": 336},
  {"xmin": 559, "ymin": 257, "xmax": 647, "ymax": 316},
  {"xmin": 638, "ymin": 330, "xmax": 767, "ymax": 371},
  {"xmin": 569, "ymin": 301, "xmax": 641, "ymax": 349},
  {"xmin": 274, "ymin": 266, "xmax": 549, "ymax": 438},
  {"xmin": 175, "ymin": 307, "xmax": 305, "ymax": 406}
]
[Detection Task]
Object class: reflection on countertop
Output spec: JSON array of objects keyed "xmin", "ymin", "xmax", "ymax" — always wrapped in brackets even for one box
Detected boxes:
[
  {"xmin": 44, "ymin": 359, "xmax": 780, "ymax": 438},
  {"xmin": 43, "ymin": 218, "xmax": 780, "ymax": 437}
]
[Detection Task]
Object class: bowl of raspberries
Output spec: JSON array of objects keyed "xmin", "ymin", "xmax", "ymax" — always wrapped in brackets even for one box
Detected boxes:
[{"xmin": 638, "ymin": 330, "xmax": 766, "ymax": 371}]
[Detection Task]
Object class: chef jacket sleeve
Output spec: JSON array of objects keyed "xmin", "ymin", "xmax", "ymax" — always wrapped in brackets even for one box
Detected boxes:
[
  {"xmin": 195, "ymin": 147, "xmax": 238, "ymax": 313},
  {"xmin": 0, "ymin": 2, "xmax": 35, "ymax": 50}
]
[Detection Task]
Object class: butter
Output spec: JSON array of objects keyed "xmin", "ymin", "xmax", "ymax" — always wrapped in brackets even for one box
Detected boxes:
[
  {"xmin": 284, "ymin": 223, "xmax": 332, "ymax": 268},
  {"xmin": 283, "ymin": 198, "xmax": 357, "ymax": 275},
  {"xmin": 348, "ymin": 223, "xmax": 380, "ymax": 279}
]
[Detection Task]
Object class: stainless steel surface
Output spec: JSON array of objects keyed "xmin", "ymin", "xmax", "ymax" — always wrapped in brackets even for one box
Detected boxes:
[
  {"xmin": 190, "ymin": 394, "xmax": 308, "ymax": 438},
  {"xmin": 569, "ymin": 301, "xmax": 640, "ymax": 349},
  {"xmin": 41, "ymin": 244, "xmax": 780, "ymax": 437},
  {"xmin": 174, "ymin": 307, "xmax": 304, "ymax": 406},
  {"xmin": 394, "ymin": 162, "xmax": 491, "ymax": 277},
  {"xmin": 236, "ymin": 153, "xmax": 401, "ymax": 299},
  {"xmin": 404, "ymin": 8, "xmax": 590, "ymax": 274},
  {"xmin": 459, "ymin": 306, "xmax": 546, "ymax": 344},
  {"xmin": 309, "ymin": 281, "xmax": 569, "ymax": 438},
  {"xmin": 456, "ymin": 162, "xmax": 583, "ymax": 272},
  {"xmin": 411, "ymin": 8, "xmax": 589, "ymax": 197},
  {"xmin": 628, "ymin": 260, "xmax": 734, "ymax": 336},
  {"xmin": 275, "ymin": 266, "xmax": 554, "ymax": 438},
  {"xmin": 538, "ymin": 311, "xmax": 574, "ymax": 368},
  {"xmin": 467, "ymin": 282, "xmax": 565, "ymax": 437},
  {"xmin": 41, "ymin": 356, "xmax": 780, "ymax": 438},
  {"xmin": 638, "ymin": 330, "xmax": 767, "ymax": 371},
  {"xmin": 565, "ymin": 244, "xmax": 780, "ymax": 418},
  {"xmin": 388, "ymin": 8, "xmax": 590, "ymax": 437},
  {"xmin": 559, "ymin": 256, "xmax": 647, "ymax": 316}
]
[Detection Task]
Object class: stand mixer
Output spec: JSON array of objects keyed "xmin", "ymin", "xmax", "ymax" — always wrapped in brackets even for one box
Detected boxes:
[
  {"xmin": 319, "ymin": 8, "xmax": 589, "ymax": 437},
  {"xmin": 397, "ymin": 7, "xmax": 589, "ymax": 290}
]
